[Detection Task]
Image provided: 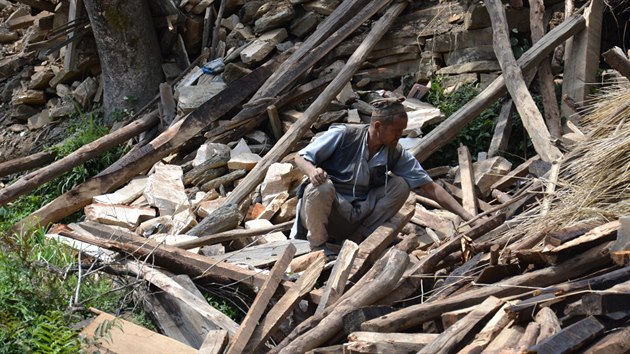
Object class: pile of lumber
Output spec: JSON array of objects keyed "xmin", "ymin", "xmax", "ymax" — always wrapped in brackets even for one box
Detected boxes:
[{"xmin": 2, "ymin": 0, "xmax": 630, "ymax": 353}]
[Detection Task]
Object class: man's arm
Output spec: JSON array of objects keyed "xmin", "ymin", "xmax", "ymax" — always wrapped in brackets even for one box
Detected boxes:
[
  {"xmin": 417, "ymin": 181, "xmax": 476, "ymax": 222},
  {"xmin": 294, "ymin": 154, "xmax": 328, "ymax": 187}
]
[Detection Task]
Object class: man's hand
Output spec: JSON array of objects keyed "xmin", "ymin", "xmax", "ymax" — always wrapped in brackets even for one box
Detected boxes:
[{"xmin": 308, "ymin": 167, "xmax": 328, "ymax": 187}]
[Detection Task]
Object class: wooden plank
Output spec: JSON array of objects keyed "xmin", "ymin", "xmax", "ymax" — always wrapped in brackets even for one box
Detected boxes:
[
  {"xmin": 346, "ymin": 332, "xmax": 438, "ymax": 353},
  {"xmin": 198, "ymin": 330, "xmax": 228, "ymax": 354},
  {"xmin": 458, "ymin": 145, "xmax": 478, "ymax": 216},
  {"xmin": 487, "ymin": 99, "xmax": 514, "ymax": 158},
  {"xmin": 582, "ymin": 326, "xmax": 630, "ymax": 354},
  {"xmin": 418, "ymin": 296, "xmax": 504, "ymax": 354},
  {"xmin": 221, "ymin": 239, "xmax": 310, "ymax": 268},
  {"xmin": 544, "ymin": 219, "xmax": 604, "ymax": 247},
  {"xmin": 602, "ymin": 46, "xmax": 630, "ymax": 80},
  {"xmin": 81, "ymin": 311, "xmax": 197, "ymax": 354},
  {"xmin": 174, "ymin": 220, "xmax": 294, "ymax": 250},
  {"xmin": 561, "ymin": 0, "xmax": 603, "ymax": 119},
  {"xmin": 244, "ymin": 253, "xmax": 325, "ymax": 353},
  {"xmin": 535, "ymin": 306, "xmax": 562, "ymax": 343},
  {"xmin": 441, "ymin": 181, "xmax": 493, "ymax": 212},
  {"xmin": 221, "ymin": 0, "xmax": 407, "ymax": 207},
  {"xmin": 126, "ymin": 262, "xmax": 239, "ymax": 337},
  {"xmin": 484, "ymin": 0, "xmax": 561, "ymax": 162},
  {"xmin": 349, "ymin": 195, "xmax": 415, "ymax": 282},
  {"xmin": 542, "ymin": 220, "xmax": 620, "ymax": 264},
  {"xmin": 64, "ymin": 0, "xmax": 82, "ymax": 72},
  {"xmin": 226, "ymin": 244, "xmax": 296, "ymax": 354},
  {"xmin": 458, "ymin": 303, "xmax": 512, "ymax": 354},
  {"xmin": 315, "ymin": 240, "xmax": 359, "ymax": 314},
  {"xmin": 527, "ymin": 316, "xmax": 605, "ymax": 354},
  {"xmin": 610, "ymin": 216, "xmax": 630, "ymax": 266},
  {"xmin": 484, "ymin": 323, "xmax": 525, "ymax": 352},
  {"xmin": 410, "ymin": 13, "xmax": 585, "ymax": 162},
  {"xmin": 267, "ymin": 104, "xmax": 284, "ymax": 141},
  {"xmin": 490, "ymin": 155, "xmax": 539, "ymax": 191}
]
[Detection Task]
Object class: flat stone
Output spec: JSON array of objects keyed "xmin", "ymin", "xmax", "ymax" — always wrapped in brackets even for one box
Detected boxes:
[
  {"xmin": 436, "ymin": 60, "xmax": 501, "ymax": 75},
  {"xmin": 29, "ymin": 70, "xmax": 54, "ymax": 90},
  {"xmin": 84, "ymin": 203, "xmax": 156, "ymax": 229},
  {"xmin": 49, "ymin": 68, "xmax": 80, "ymax": 87},
  {"xmin": 192, "ymin": 143, "xmax": 231, "ymax": 167},
  {"xmin": 442, "ymin": 73, "xmax": 479, "ymax": 94},
  {"xmin": 240, "ymin": 28, "xmax": 287, "ymax": 65},
  {"xmin": 144, "ymin": 163, "xmax": 190, "ymax": 216},
  {"xmin": 8, "ymin": 124, "xmax": 27, "ymax": 132},
  {"xmin": 245, "ymin": 130, "xmax": 271, "ymax": 145},
  {"xmin": 48, "ymin": 102, "xmax": 75, "ymax": 120},
  {"xmin": 302, "ymin": 0, "xmax": 340, "ymax": 15},
  {"xmin": 227, "ymin": 152, "xmax": 261, "ymax": 170},
  {"xmin": 177, "ymin": 82, "xmax": 227, "ymax": 113},
  {"xmin": 254, "ymin": 2, "xmax": 294, "ymax": 33},
  {"xmin": 347, "ymin": 108, "xmax": 362, "ymax": 124},
  {"xmin": 271, "ymin": 196, "xmax": 298, "ymax": 224},
  {"xmin": 72, "ymin": 76, "xmax": 98, "ymax": 109},
  {"xmin": 445, "ymin": 45, "xmax": 496, "ymax": 66},
  {"xmin": 196, "ymin": 196, "xmax": 226, "ymax": 218},
  {"xmin": 137, "ymin": 216, "xmax": 174, "ymax": 236},
  {"xmin": 93, "ymin": 176, "xmax": 148, "ymax": 205},
  {"xmin": 27, "ymin": 109, "xmax": 50, "ymax": 130},
  {"xmin": 171, "ymin": 208, "xmax": 197, "ymax": 234},
  {"xmin": 290, "ymin": 11, "xmax": 319, "ymax": 38},
  {"xmin": 260, "ymin": 162, "xmax": 304, "ymax": 205},
  {"xmin": 404, "ymin": 101, "xmax": 444, "ymax": 136},
  {"xmin": 245, "ymin": 219, "xmax": 287, "ymax": 243},
  {"xmin": 424, "ymin": 27, "xmax": 494, "ymax": 53},
  {"xmin": 230, "ymin": 138, "xmax": 252, "ymax": 157},
  {"xmin": 12, "ymin": 89, "xmax": 46, "ymax": 105},
  {"xmin": 11, "ymin": 105, "xmax": 39, "ymax": 122},
  {"xmin": 55, "ymin": 83, "xmax": 72, "ymax": 99},
  {"xmin": 257, "ymin": 191, "xmax": 289, "ymax": 220}
]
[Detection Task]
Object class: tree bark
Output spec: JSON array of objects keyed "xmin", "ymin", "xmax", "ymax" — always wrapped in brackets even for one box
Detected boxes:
[{"xmin": 83, "ymin": 0, "xmax": 163, "ymax": 123}]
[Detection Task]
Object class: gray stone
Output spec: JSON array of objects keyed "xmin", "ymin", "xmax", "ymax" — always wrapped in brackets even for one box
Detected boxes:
[
  {"xmin": 55, "ymin": 83, "xmax": 72, "ymax": 99},
  {"xmin": 240, "ymin": 28, "xmax": 288, "ymax": 65},
  {"xmin": 239, "ymin": 1, "xmax": 264, "ymax": 24},
  {"xmin": 275, "ymin": 41, "xmax": 294, "ymax": 52},
  {"xmin": 27, "ymin": 109, "xmax": 50, "ymax": 130},
  {"xmin": 290, "ymin": 11, "xmax": 319, "ymax": 38},
  {"xmin": 260, "ymin": 162, "xmax": 304, "ymax": 205},
  {"xmin": 445, "ymin": 45, "xmax": 496, "ymax": 66},
  {"xmin": 254, "ymin": 2, "xmax": 294, "ymax": 33},
  {"xmin": 464, "ymin": 3, "xmax": 530, "ymax": 33},
  {"xmin": 72, "ymin": 76, "xmax": 98, "ymax": 109},
  {"xmin": 424, "ymin": 27, "xmax": 494, "ymax": 53},
  {"xmin": 144, "ymin": 163, "xmax": 190, "ymax": 216},
  {"xmin": 93, "ymin": 176, "xmax": 148, "ymax": 205},
  {"xmin": 192, "ymin": 143, "xmax": 230, "ymax": 167},
  {"xmin": 0, "ymin": 28, "xmax": 19, "ymax": 43},
  {"xmin": 11, "ymin": 104, "xmax": 39, "ymax": 122},
  {"xmin": 11, "ymin": 89, "xmax": 46, "ymax": 106},
  {"xmin": 29, "ymin": 70, "xmax": 55, "ymax": 90},
  {"xmin": 176, "ymin": 82, "xmax": 227, "ymax": 113},
  {"xmin": 84, "ymin": 203, "xmax": 156, "ymax": 229},
  {"xmin": 436, "ymin": 60, "xmax": 500, "ymax": 75},
  {"xmin": 227, "ymin": 152, "xmax": 261, "ymax": 170},
  {"xmin": 48, "ymin": 102, "xmax": 75, "ymax": 120}
]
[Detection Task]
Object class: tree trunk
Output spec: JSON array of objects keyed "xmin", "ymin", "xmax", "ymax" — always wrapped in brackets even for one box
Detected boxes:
[{"xmin": 83, "ymin": 0, "xmax": 163, "ymax": 123}]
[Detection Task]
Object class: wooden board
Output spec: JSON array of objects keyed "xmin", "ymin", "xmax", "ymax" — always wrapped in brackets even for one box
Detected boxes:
[
  {"xmin": 81, "ymin": 312, "xmax": 197, "ymax": 354},
  {"xmin": 221, "ymin": 239, "xmax": 310, "ymax": 267}
]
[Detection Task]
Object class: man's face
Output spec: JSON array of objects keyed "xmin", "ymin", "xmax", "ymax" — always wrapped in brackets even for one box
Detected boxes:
[{"xmin": 376, "ymin": 116, "xmax": 407, "ymax": 147}]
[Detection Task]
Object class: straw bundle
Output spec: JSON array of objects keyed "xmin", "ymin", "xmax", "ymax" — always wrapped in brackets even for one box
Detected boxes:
[{"xmin": 502, "ymin": 83, "xmax": 630, "ymax": 244}]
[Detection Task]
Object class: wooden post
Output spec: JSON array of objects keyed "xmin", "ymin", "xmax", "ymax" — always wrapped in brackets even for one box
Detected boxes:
[
  {"xmin": 226, "ymin": 244, "xmax": 296, "ymax": 354},
  {"xmin": 487, "ymin": 99, "xmax": 514, "ymax": 158},
  {"xmin": 410, "ymin": 13, "xmax": 585, "ymax": 162},
  {"xmin": 267, "ymin": 104, "xmax": 284, "ymax": 141},
  {"xmin": 63, "ymin": 0, "xmax": 82, "ymax": 72},
  {"xmin": 484, "ymin": 0, "xmax": 562, "ymax": 163},
  {"xmin": 561, "ymin": 0, "xmax": 603, "ymax": 120},
  {"xmin": 602, "ymin": 46, "xmax": 630, "ymax": 80},
  {"xmin": 458, "ymin": 145, "xmax": 478, "ymax": 217},
  {"xmin": 315, "ymin": 240, "xmax": 359, "ymax": 314}
]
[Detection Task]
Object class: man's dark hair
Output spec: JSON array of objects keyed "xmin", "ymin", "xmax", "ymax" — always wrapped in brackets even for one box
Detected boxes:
[{"xmin": 370, "ymin": 97, "xmax": 407, "ymax": 125}]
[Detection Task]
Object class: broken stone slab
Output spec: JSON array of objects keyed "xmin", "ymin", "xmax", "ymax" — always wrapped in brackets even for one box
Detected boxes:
[
  {"xmin": 193, "ymin": 143, "xmax": 231, "ymax": 167},
  {"xmin": 254, "ymin": 1, "xmax": 294, "ymax": 33},
  {"xmin": 455, "ymin": 156, "xmax": 512, "ymax": 197},
  {"xmin": 222, "ymin": 63, "xmax": 252, "ymax": 85},
  {"xmin": 137, "ymin": 216, "xmax": 174, "ymax": 236},
  {"xmin": 257, "ymin": 191, "xmax": 289, "ymax": 220},
  {"xmin": 271, "ymin": 196, "xmax": 298, "ymax": 224},
  {"xmin": 29, "ymin": 70, "xmax": 55, "ymax": 90},
  {"xmin": 290, "ymin": 11, "xmax": 319, "ymax": 38},
  {"xmin": 240, "ymin": 28, "xmax": 287, "ymax": 65},
  {"xmin": 12, "ymin": 89, "xmax": 46, "ymax": 106},
  {"xmin": 27, "ymin": 109, "xmax": 50, "ymax": 130},
  {"xmin": 442, "ymin": 73, "xmax": 479, "ymax": 94},
  {"xmin": 246, "ymin": 203, "xmax": 266, "ymax": 220},
  {"xmin": 176, "ymin": 82, "xmax": 227, "ymax": 113},
  {"xmin": 49, "ymin": 68, "xmax": 80, "ymax": 87},
  {"xmin": 302, "ymin": 0, "xmax": 340, "ymax": 15},
  {"xmin": 84, "ymin": 203, "xmax": 156, "ymax": 229},
  {"xmin": 48, "ymin": 102, "xmax": 75, "ymax": 120},
  {"xmin": 55, "ymin": 83, "xmax": 72, "ymax": 99},
  {"xmin": 436, "ymin": 60, "xmax": 501, "ymax": 75},
  {"xmin": 404, "ymin": 102, "xmax": 444, "ymax": 136},
  {"xmin": 11, "ymin": 105, "xmax": 40, "ymax": 122},
  {"xmin": 144, "ymin": 163, "xmax": 190, "ymax": 216},
  {"xmin": 424, "ymin": 27, "xmax": 494, "ymax": 53},
  {"xmin": 464, "ymin": 2, "xmax": 530, "ymax": 33},
  {"xmin": 260, "ymin": 162, "xmax": 304, "ymax": 205},
  {"xmin": 195, "ymin": 196, "xmax": 225, "ymax": 218},
  {"xmin": 239, "ymin": 0, "xmax": 265, "ymax": 23},
  {"xmin": 93, "ymin": 176, "xmax": 148, "ymax": 205},
  {"xmin": 227, "ymin": 152, "xmax": 261, "ymax": 170},
  {"xmin": 172, "ymin": 208, "xmax": 198, "ymax": 234},
  {"xmin": 230, "ymin": 138, "xmax": 252, "ymax": 157},
  {"xmin": 314, "ymin": 110, "xmax": 346, "ymax": 130},
  {"xmin": 0, "ymin": 28, "xmax": 18, "ymax": 43},
  {"xmin": 347, "ymin": 108, "xmax": 362, "ymax": 124},
  {"xmin": 244, "ymin": 218, "xmax": 287, "ymax": 244},
  {"xmin": 72, "ymin": 76, "xmax": 98, "ymax": 109}
]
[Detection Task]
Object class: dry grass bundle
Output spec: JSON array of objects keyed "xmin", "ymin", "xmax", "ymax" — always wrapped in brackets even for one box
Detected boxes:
[{"xmin": 502, "ymin": 83, "xmax": 630, "ymax": 244}]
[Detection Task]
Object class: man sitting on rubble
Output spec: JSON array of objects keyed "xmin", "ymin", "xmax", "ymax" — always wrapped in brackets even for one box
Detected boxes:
[{"xmin": 291, "ymin": 97, "xmax": 477, "ymax": 253}]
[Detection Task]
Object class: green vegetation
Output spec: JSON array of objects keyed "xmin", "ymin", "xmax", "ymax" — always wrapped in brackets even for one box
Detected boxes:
[
  {"xmin": 0, "ymin": 113, "xmax": 142, "ymax": 353},
  {"xmin": 422, "ymin": 77, "xmax": 536, "ymax": 168}
]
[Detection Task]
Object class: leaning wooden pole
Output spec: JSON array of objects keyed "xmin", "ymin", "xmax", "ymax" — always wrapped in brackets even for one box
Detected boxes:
[
  {"xmin": 221, "ymin": 0, "xmax": 408, "ymax": 207},
  {"xmin": 410, "ymin": 13, "xmax": 585, "ymax": 162},
  {"xmin": 0, "ymin": 110, "xmax": 159, "ymax": 205},
  {"xmin": 484, "ymin": 0, "xmax": 562, "ymax": 162}
]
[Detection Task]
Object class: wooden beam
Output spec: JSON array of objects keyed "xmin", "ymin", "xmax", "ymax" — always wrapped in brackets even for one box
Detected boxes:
[
  {"xmin": 490, "ymin": 155, "xmax": 539, "ymax": 191},
  {"xmin": 315, "ymin": 240, "xmax": 359, "ymax": 314},
  {"xmin": 527, "ymin": 316, "xmax": 605, "ymax": 354},
  {"xmin": 418, "ymin": 297, "xmax": 504, "ymax": 354},
  {"xmin": 410, "ymin": 13, "xmax": 585, "ymax": 162},
  {"xmin": 226, "ymin": 244, "xmax": 296, "ymax": 354},
  {"xmin": 174, "ymin": 220, "xmax": 294, "ymax": 249},
  {"xmin": 582, "ymin": 326, "xmax": 630, "ymax": 354},
  {"xmin": 602, "ymin": 46, "xmax": 630, "ymax": 80},
  {"xmin": 458, "ymin": 145, "xmax": 478, "ymax": 216},
  {"xmin": 561, "ymin": 0, "xmax": 603, "ymax": 119},
  {"xmin": 64, "ymin": 0, "xmax": 82, "ymax": 72},
  {"xmin": 487, "ymin": 99, "xmax": 514, "ymax": 158},
  {"xmin": 610, "ymin": 216, "xmax": 630, "ymax": 266},
  {"xmin": 484, "ymin": 0, "xmax": 562, "ymax": 162},
  {"xmin": 244, "ymin": 253, "xmax": 325, "ymax": 353},
  {"xmin": 346, "ymin": 332, "xmax": 438, "ymax": 353},
  {"xmin": 535, "ymin": 306, "xmax": 562, "ymax": 343},
  {"xmin": 198, "ymin": 330, "xmax": 228, "ymax": 354},
  {"xmin": 542, "ymin": 220, "xmax": 620, "ymax": 264},
  {"xmin": 221, "ymin": 1, "xmax": 408, "ymax": 207},
  {"xmin": 267, "ymin": 104, "xmax": 284, "ymax": 141},
  {"xmin": 458, "ymin": 303, "xmax": 512, "ymax": 354}
]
